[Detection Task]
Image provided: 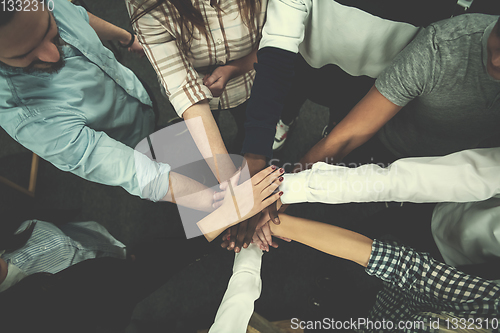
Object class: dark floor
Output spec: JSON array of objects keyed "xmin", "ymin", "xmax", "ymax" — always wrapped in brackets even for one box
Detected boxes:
[{"xmin": 0, "ymin": 1, "xmax": 400, "ymax": 332}]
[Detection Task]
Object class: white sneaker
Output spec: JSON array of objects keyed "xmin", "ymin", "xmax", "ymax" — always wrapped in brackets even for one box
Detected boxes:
[{"xmin": 273, "ymin": 119, "xmax": 292, "ymax": 151}]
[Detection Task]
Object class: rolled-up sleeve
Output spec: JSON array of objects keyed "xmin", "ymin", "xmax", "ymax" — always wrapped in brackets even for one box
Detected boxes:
[
  {"xmin": 367, "ymin": 240, "xmax": 500, "ymax": 309},
  {"xmin": 15, "ymin": 111, "xmax": 170, "ymax": 201},
  {"xmin": 280, "ymin": 148, "xmax": 500, "ymax": 205},
  {"xmin": 259, "ymin": 0, "xmax": 308, "ymax": 52},
  {"xmin": 126, "ymin": 1, "xmax": 211, "ymax": 117}
]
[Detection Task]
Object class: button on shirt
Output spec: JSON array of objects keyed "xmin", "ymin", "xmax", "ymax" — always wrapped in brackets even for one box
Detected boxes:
[
  {"xmin": 1, "ymin": 220, "xmax": 126, "ymax": 278},
  {"xmin": 125, "ymin": 0, "xmax": 267, "ymax": 115},
  {"xmin": 0, "ymin": 0, "xmax": 170, "ymax": 201}
]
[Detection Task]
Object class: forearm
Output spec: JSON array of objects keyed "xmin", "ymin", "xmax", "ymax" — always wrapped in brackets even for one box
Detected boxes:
[
  {"xmin": 296, "ymin": 138, "xmax": 346, "ymax": 171},
  {"xmin": 183, "ymin": 101, "xmax": 236, "ymax": 182},
  {"xmin": 297, "ymin": 85, "xmax": 402, "ymax": 170},
  {"xmin": 162, "ymin": 171, "xmax": 214, "ymax": 212},
  {"xmin": 226, "ymin": 46, "xmax": 258, "ymax": 79},
  {"xmin": 281, "ymin": 148, "xmax": 500, "ymax": 205},
  {"xmin": 197, "ymin": 205, "xmax": 244, "ymax": 242},
  {"xmin": 297, "ymin": 134, "xmax": 365, "ymax": 171},
  {"xmin": 270, "ymin": 214, "xmax": 372, "ymax": 267},
  {"xmin": 87, "ymin": 12, "xmax": 132, "ymax": 44}
]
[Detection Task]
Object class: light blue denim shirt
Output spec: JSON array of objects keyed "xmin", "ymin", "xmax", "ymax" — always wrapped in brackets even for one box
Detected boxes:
[{"xmin": 0, "ymin": 0, "xmax": 170, "ymax": 200}]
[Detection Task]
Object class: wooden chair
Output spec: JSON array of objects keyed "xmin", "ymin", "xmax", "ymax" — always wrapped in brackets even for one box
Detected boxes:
[{"xmin": 0, "ymin": 153, "xmax": 39, "ymax": 197}]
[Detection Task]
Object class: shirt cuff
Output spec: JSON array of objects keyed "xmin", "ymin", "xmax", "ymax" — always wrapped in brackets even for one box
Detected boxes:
[
  {"xmin": 233, "ymin": 243, "xmax": 263, "ymax": 274},
  {"xmin": 279, "ymin": 170, "xmax": 311, "ymax": 204},
  {"xmin": 366, "ymin": 239, "xmax": 383, "ymax": 274},
  {"xmin": 365, "ymin": 240, "xmax": 400, "ymax": 283},
  {"xmin": 169, "ymin": 81, "xmax": 213, "ymax": 117},
  {"xmin": 133, "ymin": 151, "xmax": 171, "ymax": 202}
]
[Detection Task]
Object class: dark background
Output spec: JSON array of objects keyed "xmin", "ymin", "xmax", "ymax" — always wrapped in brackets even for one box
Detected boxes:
[{"xmin": 0, "ymin": 1, "xmax": 455, "ymax": 332}]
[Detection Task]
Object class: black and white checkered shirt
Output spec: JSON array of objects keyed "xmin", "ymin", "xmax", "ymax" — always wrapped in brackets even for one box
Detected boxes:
[{"xmin": 357, "ymin": 240, "xmax": 500, "ymax": 333}]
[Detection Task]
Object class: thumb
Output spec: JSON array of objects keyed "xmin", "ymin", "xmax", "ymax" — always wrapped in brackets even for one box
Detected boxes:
[
  {"xmin": 268, "ymin": 201, "xmax": 280, "ymax": 225},
  {"xmin": 204, "ymin": 74, "xmax": 220, "ymax": 87},
  {"xmin": 230, "ymin": 167, "xmax": 242, "ymax": 188}
]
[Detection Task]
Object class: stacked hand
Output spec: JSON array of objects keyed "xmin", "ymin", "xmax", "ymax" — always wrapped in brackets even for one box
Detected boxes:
[
  {"xmin": 201, "ymin": 165, "xmax": 284, "ymax": 243},
  {"xmin": 250, "ymin": 203, "xmax": 291, "ymax": 252},
  {"xmin": 216, "ymin": 166, "xmax": 285, "ymax": 252}
]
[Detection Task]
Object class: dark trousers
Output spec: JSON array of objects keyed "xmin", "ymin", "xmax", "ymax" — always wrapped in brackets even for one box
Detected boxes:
[
  {"xmin": 3, "ymin": 234, "xmax": 219, "ymax": 333},
  {"xmin": 281, "ymin": 54, "xmax": 374, "ymax": 134},
  {"xmin": 127, "ymin": 234, "xmax": 219, "ymax": 301}
]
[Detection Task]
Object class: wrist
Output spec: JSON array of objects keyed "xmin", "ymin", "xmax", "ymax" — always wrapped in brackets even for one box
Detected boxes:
[
  {"xmin": 118, "ymin": 31, "xmax": 134, "ymax": 48},
  {"xmin": 224, "ymin": 62, "xmax": 241, "ymax": 79},
  {"xmin": 197, "ymin": 203, "xmax": 237, "ymax": 241},
  {"xmin": 244, "ymin": 153, "xmax": 266, "ymax": 176},
  {"xmin": 269, "ymin": 213, "xmax": 289, "ymax": 238}
]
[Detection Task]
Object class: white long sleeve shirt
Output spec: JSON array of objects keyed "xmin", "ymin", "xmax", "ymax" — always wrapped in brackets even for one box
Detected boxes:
[
  {"xmin": 260, "ymin": 0, "xmax": 419, "ymax": 77},
  {"xmin": 209, "ymin": 244, "xmax": 263, "ymax": 333},
  {"xmin": 280, "ymin": 148, "xmax": 500, "ymax": 266}
]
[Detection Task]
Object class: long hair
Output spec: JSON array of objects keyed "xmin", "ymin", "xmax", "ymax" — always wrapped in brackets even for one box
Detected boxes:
[{"xmin": 130, "ymin": 0, "xmax": 261, "ymax": 55}]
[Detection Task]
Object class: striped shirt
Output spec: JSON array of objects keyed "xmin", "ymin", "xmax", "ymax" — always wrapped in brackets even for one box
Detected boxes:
[
  {"xmin": 359, "ymin": 240, "xmax": 500, "ymax": 333},
  {"xmin": 1, "ymin": 220, "xmax": 126, "ymax": 277},
  {"xmin": 125, "ymin": 0, "xmax": 267, "ymax": 115}
]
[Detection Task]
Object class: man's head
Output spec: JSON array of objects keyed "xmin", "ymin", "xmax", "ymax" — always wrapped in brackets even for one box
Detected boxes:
[
  {"xmin": 0, "ymin": 0, "xmax": 64, "ymax": 73},
  {"xmin": 486, "ymin": 17, "xmax": 500, "ymax": 80}
]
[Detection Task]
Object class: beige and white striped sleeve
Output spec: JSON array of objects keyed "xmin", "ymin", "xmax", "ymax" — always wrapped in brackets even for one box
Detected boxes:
[{"xmin": 125, "ymin": 1, "xmax": 212, "ymax": 117}]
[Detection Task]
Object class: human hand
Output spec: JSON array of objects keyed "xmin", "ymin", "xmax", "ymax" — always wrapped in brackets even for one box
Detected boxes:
[
  {"xmin": 203, "ymin": 65, "xmax": 235, "ymax": 97},
  {"xmin": 251, "ymin": 211, "xmax": 291, "ymax": 252},
  {"xmin": 119, "ymin": 33, "xmax": 145, "ymax": 57},
  {"xmin": 212, "ymin": 170, "xmax": 240, "ymax": 209},
  {"xmin": 223, "ymin": 165, "xmax": 284, "ymax": 219},
  {"xmin": 251, "ymin": 221, "xmax": 279, "ymax": 252},
  {"xmin": 252, "ymin": 220, "xmax": 292, "ymax": 252},
  {"xmin": 200, "ymin": 165, "xmax": 284, "ymax": 241},
  {"xmin": 218, "ymin": 166, "xmax": 285, "ymax": 251},
  {"xmin": 220, "ymin": 213, "xmax": 261, "ymax": 253},
  {"xmin": 251, "ymin": 199, "xmax": 291, "ymax": 251},
  {"xmin": 127, "ymin": 36, "xmax": 145, "ymax": 57}
]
